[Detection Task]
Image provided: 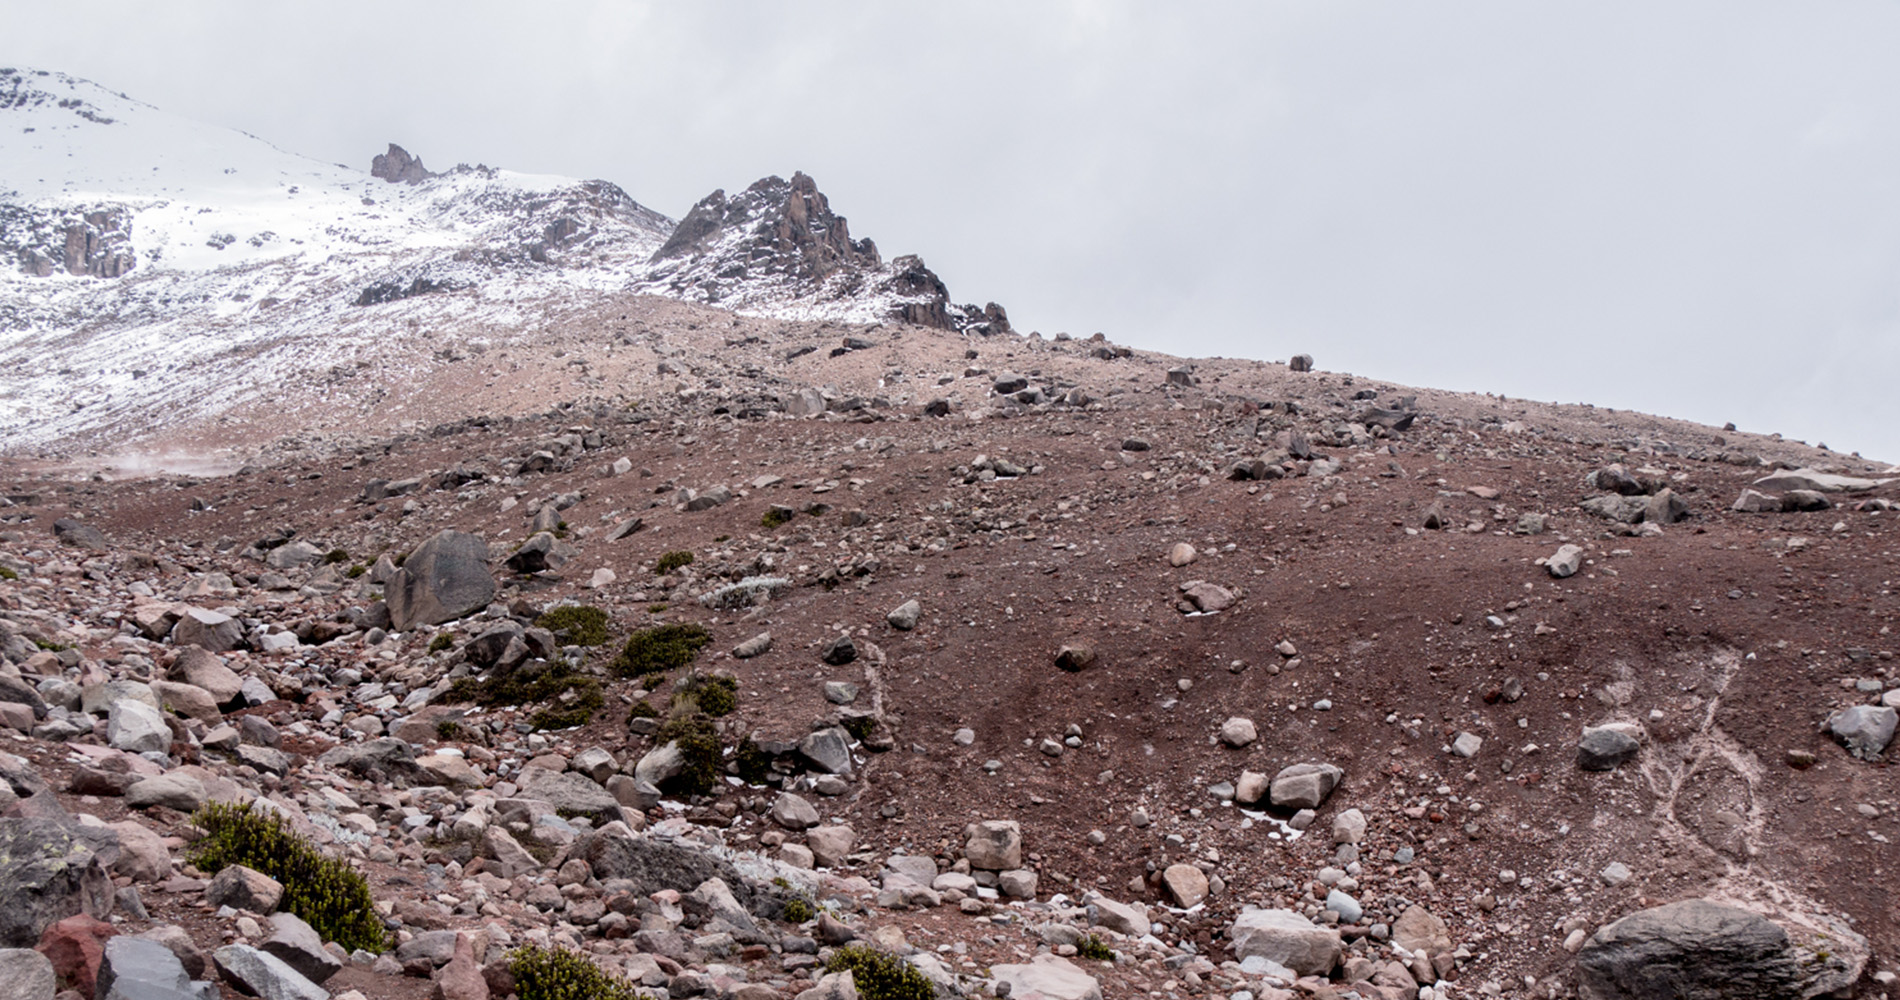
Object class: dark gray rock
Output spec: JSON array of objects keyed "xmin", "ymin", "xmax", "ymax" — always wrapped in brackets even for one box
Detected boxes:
[
  {"xmin": 0, "ymin": 677, "xmax": 46, "ymax": 720},
  {"xmin": 316, "ymin": 737, "xmax": 416, "ymax": 781},
  {"xmin": 569, "ymin": 830, "xmax": 782, "ymax": 920},
  {"xmin": 798, "ymin": 727, "xmax": 854, "ymax": 775},
  {"xmin": 260, "ymin": 913, "xmax": 341, "ymax": 985},
  {"xmin": 97, "ymin": 934, "xmax": 217, "ymax": 1000},
  {"xmin": 513, "ymin": 766, "xmax": 620, "ymax": 821},
  {"xmin": 386, "ymin": 530, "xmax": 495, "ymax": 631},
  {"xmin": 1577, "ymin": 899, "xmax": 1864, "ymax": 1000},
  {"xmin": 52, "ymin": 518, "xmax": 107, "ymax": 550},
  {"xmin": 1578, "ymin": 726, "xmax": 1642, "ymax": 771},
  {"xmin": 503, "ymin": 532, "xmax": 575, "ymax": 574},
  {"xmin": 0, "ymin": 817, "xmax": 114, "ymax": 947},
  {"xmin": 819, "ymin": 634, "xmax": 857, "ymax": 666}
]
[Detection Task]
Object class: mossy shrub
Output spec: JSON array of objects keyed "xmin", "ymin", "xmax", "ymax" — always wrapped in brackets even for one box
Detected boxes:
[
  {"xmin": 823, "ymin": 945, "xmax": 933, "ymax": 1000},
  {"xmin": 187, "ymin": 801, "xmax": 389, "ymax": 953},
  {"xmin": 760, "ymin": 506, "xmax": 795, "ymax": 529},
  {"xmin": 444, "ymin": 661, "xmax": 604, "ymax": 730},
  {"xmin": 1076, "ymin": 933, "xmax": 1115, "ymax": 961},
  {"xmin": 508, "ymin": 945, "xmax": 643, "ymax": 1000},
  {"xmin": 676, "ymin": 674, "xmax": 736, "ymax": 717},
  {"xmin": 627, "ymin": 699, "xmax": 659, "ymax": 719},
  {"xmin": 322, "ymin": 548, "xmax": 351, "ymax": 565},
  {"xmin": 0, "ymin": 567, "xmax": 17, "ymax": 581},
  {"xmin": 428, "ymin": 632, "xmax": 455, "ymax": 652},
  {"xmin": 533, "ymin": 604, "xmax": 611, "ymax": 647},
  {"xmin": 782, "ymin": 896, "xmax": 815, "ymax": 923},
  {"xmin": 608, "ymin": 623, "xmax": 711, "ymax": 678},
  {"xmin": 733, "ymin": 736, "xmax": 773, "ymax": 784},
  {"xmin": 654, "ymin": 711, "xmax": 721, "ymax": 796},
  {"xmin": 653, "ymin": 550, "xmax": 695, "ymax": 575}
]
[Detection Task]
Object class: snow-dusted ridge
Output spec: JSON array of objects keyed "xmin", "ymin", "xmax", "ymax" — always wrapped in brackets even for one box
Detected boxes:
[{"xmin": 0, "ymin": 67, "xmax": 1003, "ymax": 454}]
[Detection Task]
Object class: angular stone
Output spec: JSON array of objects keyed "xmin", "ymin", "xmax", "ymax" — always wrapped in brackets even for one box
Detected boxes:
[
  {"xmin": 771, "ymin": 794, "xmax": 820, "ymax": 831},
  {"xmin": 206, "ymin": 864, "xmax": 284, "ymax": 913},
  {"xmin": 885, "ymin": 600, "xmax": 920, "ymax": 631},
  {"xmin": 261, "ymin": 912, "xmax": 341, "ymax": 985},
  {"xmin": 0, "ymin": 818, "xmax": 114, "ymax": 947},
  {"xmin": 431, "ymin": 932, "xmax": 486, "ymax": 1000},
  {"xmin": 386, "ymin": 531, "xmax": 496, "ymax": 632},
  {"xmin": 124, "ymin": 774, "xmax": 206, "ymax": 812},
  {"xmin": 1731, "ymin": 489, "xmax": 1781, "ymax": 513},
  {"xmin": 1268, "ymin": 762, "xmax": 1343, "ymax": 810},
  {"xmin": 1054, "ymin": 644, "xmax": 1097, "ymax": 672},
  {"xmin": 1827, "ymin": 705, "xmax": 1896, "ymax": 759},
  {"xmin": 806, "ymin": 825, "xmax": 855, "ymax": 868},
  {"xmin": 213, "ymin": 943, "xmax": 329, "ymax": 1000},
  {"xmin": 1217, "ymin": 717, "xmax": 1257, "ymax": 748},
  {"xmin": 513, "ymin": 766, "xmax": 619, "ymax": 821},
  {"xmin": 963, "ymin": 820, "xmax": 1022, "ymax": 871},
  {"xmin": 990, "ymin": 954, "xmax": 1102, "ymax": 1000},
  {"xmin": 1577, "ymin": 899, "xmax": 1864, "ymax": 1000},
  {"xmin": 1228, "ymin": 908, "xmax": 1342, "ymax": 977},
  {"xmin": 95, "ymin": 934, "xmax": 200, "ymax": 1000},
  {"xmin": 797, "ymin": 728, "xmax": 853, "ymax": 775},
  {"xmin": 1390, "ymin": 904, "xmax": 1450, "ymax": 954},
  {"xmin": 732, "ymin": 633, "xmax": 773, "ymax": 659},
  {"xmin": 108, "ymin": 700, "xmax": 171, "ymax": 755},
  {"xmin": 1547, "ymin": 544, "xmax": 1585, "ymax": 579},
  {"xmin": 170, "ymin": 608, "xmax": 244, "ymax": 653},
  {"xmin": 0, "ymin": 948, "xmax": 54, "ymax": 1000},
  {"xmin": 1578, "ymin": 726, "xmax": 1642, "ymax": 771},
  {"xmin": 1088, "ymin": 896, "xmax": 1150, "ymax": 938},
  {"xmin": 1161, "ymin": 864, "xmax": 1208, "ymax": 908},
  {"xmin": 34, "ymin": 913, "xmax": 114, "ymax": 997},
  {"xmin": 1332, "ymin": 808, "xmax": 1367, "ymax": 845},
  {"xmin": 151, "ymin": 681, "xmax": 221, "ymax": 725},
  {"xmin": 1234, "ymin": 770, "xmax": 1269, "ymax": 806},
  {"xmin": 106, "ymin": 821, "xmax": 173, "ymax": 883}
]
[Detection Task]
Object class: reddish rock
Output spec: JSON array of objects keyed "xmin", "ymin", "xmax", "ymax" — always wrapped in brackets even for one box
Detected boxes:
[
  {"xmin": 432, "ymin": 932, "xmax": 489, "ymax": 1000},
  {"xmin": 36, "ymin": 913, "xmax": 117, "ymax": 996}
]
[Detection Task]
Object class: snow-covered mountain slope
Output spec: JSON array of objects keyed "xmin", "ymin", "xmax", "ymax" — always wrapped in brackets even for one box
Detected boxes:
[{"xmin": 0, "ymin": 67, "xmax": 1003, "ymax": 455}]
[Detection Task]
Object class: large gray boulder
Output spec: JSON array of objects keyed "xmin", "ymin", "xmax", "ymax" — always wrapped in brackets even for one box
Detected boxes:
[
  {"xmin": 386, "ymin": 531, "xmax": 495, "ymax": 631},
  {"xmin": 0, "ymin": 948, "xmax": 55, "ymax": 1000},
  {"xmin": 170, "ymin": 608, "xmax": 245, "ymax": 653},
  {"xmin": 316, "ymin": 738, "xmax": 416, "ymax": 781},
  {"xmin": 568, "ymin": 829, "xmax": 780, "ymax": 919},
  {"xmin": 261, "ymin": 913, "xmax": 342, "ymax": 985},
  {"xmin": 212, "ymin": 944, "xmax": 329, "ymax": 1000},
  {"xmin": 989, "ymin": 954, "xmax": 1102, "ymax": 1000},
  {"xmin": 0, "ymin": 818, "xmax": 114, "ymax": 947},
  {"xmin": 96, "ymin": 935, "xmax": 217, "ymax": 1000},
  {"xmin": 513, "ymin": 766, "xmax": 619, "ymax": 821},
  {"xmin": 170, "ymin": 648, "xmax": 244, "ymax": 706},
  {"xmin": 1228, "ymin": 908, "xmax": 1341, "ymax": 977},
  {"xmin": 1826, "ymin": 705, "xmax": 1896, "ymax": 759},
  {"xmin": 1577, "ymin": 899, "xmax": 1864, "ymax": 1000}
]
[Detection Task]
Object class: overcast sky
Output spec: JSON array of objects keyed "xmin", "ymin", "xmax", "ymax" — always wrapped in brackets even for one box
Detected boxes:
[{"xmin": 9, "ymin": 1, "xmax": 1899, "ymax": 462}]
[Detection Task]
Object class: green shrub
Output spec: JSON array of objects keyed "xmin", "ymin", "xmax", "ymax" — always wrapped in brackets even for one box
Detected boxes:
[
  {"xmin": 733, "ymin": 736, "xmax": 773, "ymax": 784},
  {"xmin": 444, "ymin": 662, "xmax": 604, "ymax": 730},
  {"xmin": 435, "ymin": 720, "xmax": 464, "ymax": 741},
  {"xmin": 824, "ymin": 945, "xmax": 933, "ymax": 1000},
  {"xmin": 534, "ymin": 605, "xmax": 611, "ymax": 647},
  {"xmin": 646, "ymin": 603, "xmax": 669, "ymax": 614},
  {"xmin": 346, "ymin": 563, "xmax": 366, "ymax": 579},
  {"xmin": 31, "ymin": 638, "xmax": 69, "ymax": 652},
  {"xmin": 627, "ymin": 699, "xmax": 659, "ymax": 719},
  {"xmin": 187, "ymin": 802, "xmax": 389, "ymax": 953},
  {"xmin": 1076, "ymin": 934, "xmax": 1115, "ymax": 961},
  {"xmin": 654, "ymin": 711, "xmax": 721, "ymax": 796},
  {"xmin": 653, "ymin": 550, "xmax": 694, "ymax": 574},
  {"xmin": 322, "ymin": 548, "xmax": 351, "ymax": 565},
  {"xmin": 839, "ymin": 713, "xmax": 877, "ymax": 743},
  {"xmin": 608, "ymin": 623, "xmax": 711, "ymax": 677},
  {"xmin": 0, "ymin": 566, "xmax": 18, "ymax": 580},
  {"xmin": 782, "ymin": 896, "xmax": 814, "ymax": 923},
  {"xmin": 760, "ymin": 506, "xmax": 795, "ymax": 529},
  {"xmin": 507, "ymin": 945, "xmax": 643, "ymax": 1000},
  {"xmin": 676, "ymin": 674, "xmax": 736, "ymax": 717},
  {"xmin": 429, "ymin": 632, "xmax": 455, "ymax": 652}
]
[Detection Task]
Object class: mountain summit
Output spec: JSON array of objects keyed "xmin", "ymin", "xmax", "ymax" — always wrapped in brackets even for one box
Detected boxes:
[{"xmin": 0, "ymin": 67, "xmax": 1006, "ymax": 453}]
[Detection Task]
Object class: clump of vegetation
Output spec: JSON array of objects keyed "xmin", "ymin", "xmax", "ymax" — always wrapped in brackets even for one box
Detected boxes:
[
  {"xmin": 346, "ymin": 563, "xmax": 367, "ymax": 579},
  {"xmin": 627, "ymin": 699, "xmax": 659, "ymax": 719},
  {"xmin": 445, "ymin": 661, "xmax": 603, "ymax": 730},
  {"xmin": 428, "ymin": 632, "xmax": 455, "ymax": 652},
  {"xmin": 322, "ymin": 548, "xmax": 351, "ymax": 565},
  {"xmin": 733, "ymin": 736, "xmax": 773, "ymax": 784},
  {"xmin": 823, "ymin": 945, "xmax": 934, "ymax": 1000},
  {"xmin": 653, "ymin": 550, "xmax": 694, "ymax": 575},
  {"xmin": 676, "ymin": 674, "xmax": 736, "ymax": 717},
  {"xmin": 534, "ymin": 604, "xmax": 611, "ymax": 647},
  {"xmin": 507, "ymin": 945, "xmax": 643, "ymax": 1000},
  {"xmin": 653, "ymin": 711, "xmax": 721, "ymax": 796},
  {"xmin": 608, "ymin": 623, "xmax": 711, "ymax": 678},
  {"xmin": 760, "ymin": 506, "xmax": 795, "ymax": 529},
  {"xmin": 552, "ymin": 521, "xmax": 570, "ymax": 539},
  {"xmin": 31, "ymin": 638, "xmax": 69, "ymax": 652},
  {"xmin": 1076, "ymin": 934, "xmax": 1115, "ymax": 962},
  {"xmin": 782, "ymin": 896, "xmax": 815, "ymax": 923},
  {"xmin": 435, "ymin": 720, "xmax": 464, "ymax": 741},
  {"xmin": 0, "ymin": 566, "xmax": 19, "ymax": 581},
  {"xmin": 187, "ymin": 802, "xmax": 389, "ymax": 953},
  {"xmin": 646, "ymin": 603, "xmax": 669, "ymax": 614}
]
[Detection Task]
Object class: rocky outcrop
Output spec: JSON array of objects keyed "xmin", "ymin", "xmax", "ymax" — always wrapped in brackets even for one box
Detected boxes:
[
  {"xmin": 15, "ymin": 205, "xmax": 136, "ymax": 278},
  {"xmin": 1576, "ymin": 899, "xmax": 1865, "ymax": 1000},
  {"xmin": 386, "ymin": 531, "xmax": 495, "ymax": 631},
  {"xmin": 371, "ymin": 143, "xmax": 435, "ymax": 184}
]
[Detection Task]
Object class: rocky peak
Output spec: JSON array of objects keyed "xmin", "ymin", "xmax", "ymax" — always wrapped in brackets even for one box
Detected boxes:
[
  {"xmin": 652, "ymin": 171, "xmax": 879, "ymax": 281},
  {"xmin": 370, "ymin": 143, "xmax": 434, "ymax": 184}
]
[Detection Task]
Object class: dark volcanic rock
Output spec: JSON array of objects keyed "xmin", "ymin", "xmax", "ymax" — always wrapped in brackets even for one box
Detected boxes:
[
  {"xmin": 386, "ymin": 530, "xmax": 495, "ymax": 631},
  {"xmin": 0, "ymin": 817, "xmax": 114, "ymax": 947},
  {"xmin": 370, "ymin": 143, "xmax": 434, "ymax": 184},
  {"xmin": 1576, "ymin": 899, "xmax": 1864, "ymax": 1000}
]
